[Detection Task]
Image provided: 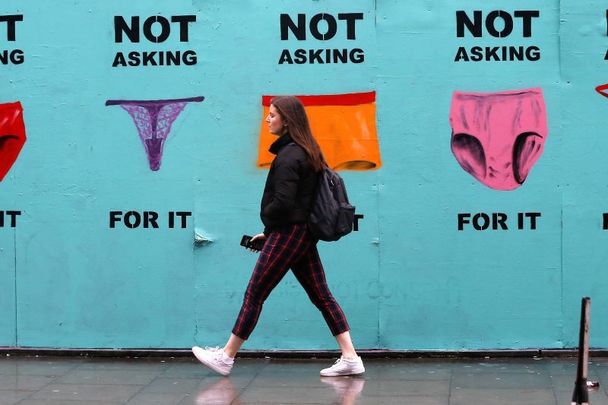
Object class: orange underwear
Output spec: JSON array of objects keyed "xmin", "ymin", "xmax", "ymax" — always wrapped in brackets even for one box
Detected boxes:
[
  {"xmin": 0, "ymin": 101, "xmax": 26, "ymax": 181},
  {"xmin": 257, "ymin": 91, "xmax": 381, "ymax": 170}
]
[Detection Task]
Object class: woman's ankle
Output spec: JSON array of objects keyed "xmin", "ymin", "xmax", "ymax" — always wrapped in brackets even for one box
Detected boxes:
[{"xmin": 341, "ymin": 352, "xmax": 359, "ymax": 360}]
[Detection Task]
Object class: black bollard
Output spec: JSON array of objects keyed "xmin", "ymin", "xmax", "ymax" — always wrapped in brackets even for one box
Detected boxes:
[{"xmin": 571, "ymin": 297, "xmax": 590, "ymax": 405}]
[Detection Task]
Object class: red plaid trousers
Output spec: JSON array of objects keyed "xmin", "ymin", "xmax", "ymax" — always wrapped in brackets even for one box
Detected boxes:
[{"xmin": 232, "ymin": 223, "xmax": 350, "ymax": 339}]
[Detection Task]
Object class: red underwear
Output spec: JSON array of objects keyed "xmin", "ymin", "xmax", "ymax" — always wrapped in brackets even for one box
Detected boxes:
[{"xmin": 0, "ymin": 102, "xmax": 26, "ymax": 181}]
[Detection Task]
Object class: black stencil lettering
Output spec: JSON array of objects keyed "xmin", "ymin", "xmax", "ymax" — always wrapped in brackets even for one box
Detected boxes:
[
  {"xmin": 183, "ymin": 50, "xmax": 197, "ymax": 65},
  {"xmin": 144, "ymin": 211, "xmax": 159, "ymax": 228},
  {"xmin": 603, "ymin": 213, "xmax": 608, "ymax": 230},
  {"xmin": 526, "ymin": 46, "xmax": 541, "ymax": 61},
  {"xmin": 142, "ymin": 51, "xmax": 158, "ymax": 65},
  {"xmin": 456, "ymin": 10, "xmax": 482, "ymax": 37},
  {"xmin": 168, "ymin": 211, "xmax": 192, "ymax": 228},
  {"xmin": 168, "ymin": 212, "xmax": 175, "ymax": 228},
  {"xmin": 485, "ymin": 46, "xmax": 500, "ymax": 61},
  {"xmin": 353, "ymin": 214, "xmax": 364, "ymax": 231},
  {"xmin": 494, "ymin": 213, "xmax": 508, "ymax": 230},
  {"xmin": 518, "ymin": 212, "xmax": 524, "ymax": 229},
  {"xmin": 166, "ymin": 51, "xmax": 180, "ymax": 65},
  {"xmin": 109, "ymin": 211, "xmax": 122, "ymax": 228},
  {"xmin": 0, "ymin": 15, "xmax": 23, "ymax": 42},
  {"xmin": 11, "ymin": 49, "xmax": 24, "ymax": 64},
  {"xmin": 171, "ymin": 15, "xmax": 196, "ymax": 42},
  {"xmin": 518, "ymin": 212, "xmax": 541, "ymax": 230},
  {"xmin": 175, "ymin": 211, "xmax": 192, "ymax": 228},
  {"xmin": 457, "ymin": 213, "xmax": 471, "ymax": 230},
  {"xmin": 115, "ymin": 16, "xmax": 139, "ymax": 43},
  {"xmin": 470, "ymin": 46, "xmax": 483, "ymax": 61},
  {"xmin": 310, "ymin": 13, "xmax": 337, "ymax": 40},
  {"xmin": 294, "ymin": 48, "xmax": 307, "ymax": 64},
  {"xmin": 350, "ymin": 48, "xmax": 364, "ymax": 63},
  {"xmin": 128, "ymin": 51, "xmax": 140, "ymax": 66},
  {"xmin": 0, "ymin": 50, "xmax": 19, "ymax": 65},
  {"xmin": 333, "ymin": 48, "xmax": 348, "ymax": 63},
  {"xmin": 278, "ymin": 49, "xmax": 293, "ymax": 64},
  {"xmin": 338, "ymin": 13, "xmax": 363, "ymax": 40},
  {"xmin": 0, "ymin": 211, "xmax": 18, "ymax": 227},
  {"xmin": 309, "ymin": 48, "xmax": 324, "ymax": 63},
  {"xmin": 6, "ymin": 211, "xmax": 20, "ymax": 228},
  {"xmin": 143, "ymin": 16, "xmax": 170, "ymax": 43},
  {"xmin": 454, "ymin": 47, "xmax": 469, "ymax": 62},
  {"xmin": 486, "ymin": 10, "xmax": 513, "ymax": 38},
  {"xmin": 527, "ymin": 212, "xmax": 541, "ymax": 230},
  {"xmin": 112, "ymin": 52, "xmax": 127, "ymax": 67},
  {"xmin": 280, "ymin": 13, "xmax": 306, "ymax": 40},
  {"xmin": 514, "ymin": 10, "xmax": 539, "ymax": 37},
  {"xmin": 472, "ymin": 213, "xmax": 489, "ymax": 230},
  {"xmin": 124, "ymin": 211, "xmax": 141, "ymax": 229}
]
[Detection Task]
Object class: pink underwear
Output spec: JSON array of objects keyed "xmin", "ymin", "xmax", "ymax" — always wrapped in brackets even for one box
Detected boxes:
[
  {"xmin": 106, "ymin": 96, "xmax": 204, "ymax": 171},
  {"xmin": 449, "ymin": 88, "xmax": 548, "ymax": 191},
  {"xmin": 0, "ymin": 101, "xmax": 26, "ymax": 181}
]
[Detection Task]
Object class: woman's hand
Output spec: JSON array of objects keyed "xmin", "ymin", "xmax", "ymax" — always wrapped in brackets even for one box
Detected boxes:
[
  {"xmin": 250, "ymin": 233, "xmax": 267, "ymax": 242},
  {"xmin": 247, "ymin": 233, "xmax": 267, "ymax": 252}
]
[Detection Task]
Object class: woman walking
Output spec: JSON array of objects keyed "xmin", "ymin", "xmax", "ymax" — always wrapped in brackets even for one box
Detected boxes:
[{"xmin": 192, "ymin": 96, "xmax": 364, "ymax": 377}]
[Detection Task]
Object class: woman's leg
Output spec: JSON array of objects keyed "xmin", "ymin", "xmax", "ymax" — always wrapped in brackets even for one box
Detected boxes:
[
  {"xmin": 291, "ymin": 243, "xmax": 364, "ymax": 376},
  {"xmin": 231, "ymin": 225, "xmax": 312, "ymax": 341},
  {"xmin": 290, "ymin": 244, "xmax": 356, "ymax": 357},
  {"xmin": 223, "ymin": 333, "xmax": 244, "ymax": 358},
  {"xmin": 194, "ymin": 225, "xmax": 312, "ymax": 375},
  {"xmin": 335, "ymin": 331, "xmax": 358, "ymax": 359}
]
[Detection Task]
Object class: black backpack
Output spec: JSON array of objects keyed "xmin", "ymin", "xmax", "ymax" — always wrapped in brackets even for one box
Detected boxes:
[{"xmin": 308, "ymin": 166, "xmax": 355, "ymax": 241}]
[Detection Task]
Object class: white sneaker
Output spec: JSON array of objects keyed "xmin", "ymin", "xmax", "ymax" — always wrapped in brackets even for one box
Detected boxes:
[
  {"xmin": 192, "ymin": 346, "xmax": 234, "ymax": 376},
  {"xmin": 320, "ymin": 356, "xmax": 365, "ymax": 377}
]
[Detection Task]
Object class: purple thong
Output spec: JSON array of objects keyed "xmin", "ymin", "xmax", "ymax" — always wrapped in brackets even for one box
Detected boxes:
[{"xmin": 106, "ymin": 96, "xmax": 204, "ymax": 171}]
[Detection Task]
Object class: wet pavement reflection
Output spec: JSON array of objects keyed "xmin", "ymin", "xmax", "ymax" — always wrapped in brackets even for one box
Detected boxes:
[{"xmin": 0, "ymin": 355, "xmax": 606, "ymax": 404}]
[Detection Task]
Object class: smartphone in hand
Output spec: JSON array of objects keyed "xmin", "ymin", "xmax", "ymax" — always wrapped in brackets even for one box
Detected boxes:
[{"xmin": 240, "ymin": 235, "xmax": 265, "ymax": 252}]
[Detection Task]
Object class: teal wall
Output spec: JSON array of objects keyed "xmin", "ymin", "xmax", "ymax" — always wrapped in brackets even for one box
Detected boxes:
[{"xmin": 0, "ymin": 0, "xmax": 607, "ymax": 351}]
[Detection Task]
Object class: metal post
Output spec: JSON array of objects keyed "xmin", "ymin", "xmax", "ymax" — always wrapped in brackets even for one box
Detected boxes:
[{"xmin": 571, "ymin": 297, "xmax": 590, "ymax": 405}]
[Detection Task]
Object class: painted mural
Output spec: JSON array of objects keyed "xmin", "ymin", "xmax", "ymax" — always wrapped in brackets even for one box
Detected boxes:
[
  {"xmin": 105, "ymin": 96, "xmax": 205, "ymax": 171},
  {"xmin": 0, "ymin": 101, "xmax": 26, "ymax": 181},
  {"xmin": 449, "ymin": 88, "xmax": 548, "ymax": 191},
  {"xmin": 595, "ymin": 84, "xmax": 608, "ymax": 100},
  {"xmin": 257, "ymin": 92, "xmax": 381, "ymax": 171},
  {"xmin": 1, "ymin": 0, "xmax": 608, "ymax": 352}
]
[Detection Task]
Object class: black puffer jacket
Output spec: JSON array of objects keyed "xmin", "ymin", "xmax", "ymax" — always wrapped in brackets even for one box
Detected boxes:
[{"xmin": 261, "ymin": 134, "xmax": 318, "ymax": 235}]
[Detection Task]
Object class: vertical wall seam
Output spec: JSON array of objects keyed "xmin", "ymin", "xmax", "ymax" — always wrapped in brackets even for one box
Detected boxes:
[
  {"xmin": 558, "ymin": 0, "xmax": 565, "ymax": 348},
  {"xmin": 376, "ymin": 180, "xmax": 381, "ymax": 349},
  {"xmin": 374, "ymin": 0, "xmax": 377, "ymax": 27},
  {"xmin": 558, "ymin": 0, "xmax": 563, "ymax": 82},
  {"xmin": 560, "ymin": 203, "xmax": 564, "ymax": 347},
  {"xmin": 192, "ymin": 210, "xmax": 199, "ymax": 344},
  {"xmin": 557, "ymin": 0, "xmax": 566, "ymax": 347},
  {"xmin": 374, "ymin": 0, "xmax": 380, "ymax": 348},
  {"xmin": 13, "ymin": 228, "xmax": 18, "ymax": 347}
]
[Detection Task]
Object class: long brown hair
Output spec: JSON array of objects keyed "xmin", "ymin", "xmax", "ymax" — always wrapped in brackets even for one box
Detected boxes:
[{"xmin": 271, "ymin": 96, "xmax": 326, "ymax": 172}]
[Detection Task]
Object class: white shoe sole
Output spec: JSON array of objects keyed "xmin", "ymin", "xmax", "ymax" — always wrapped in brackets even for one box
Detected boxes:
[{"xmin": 192, "ymin": 346, "xmax": 231, "ymax": 376}]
